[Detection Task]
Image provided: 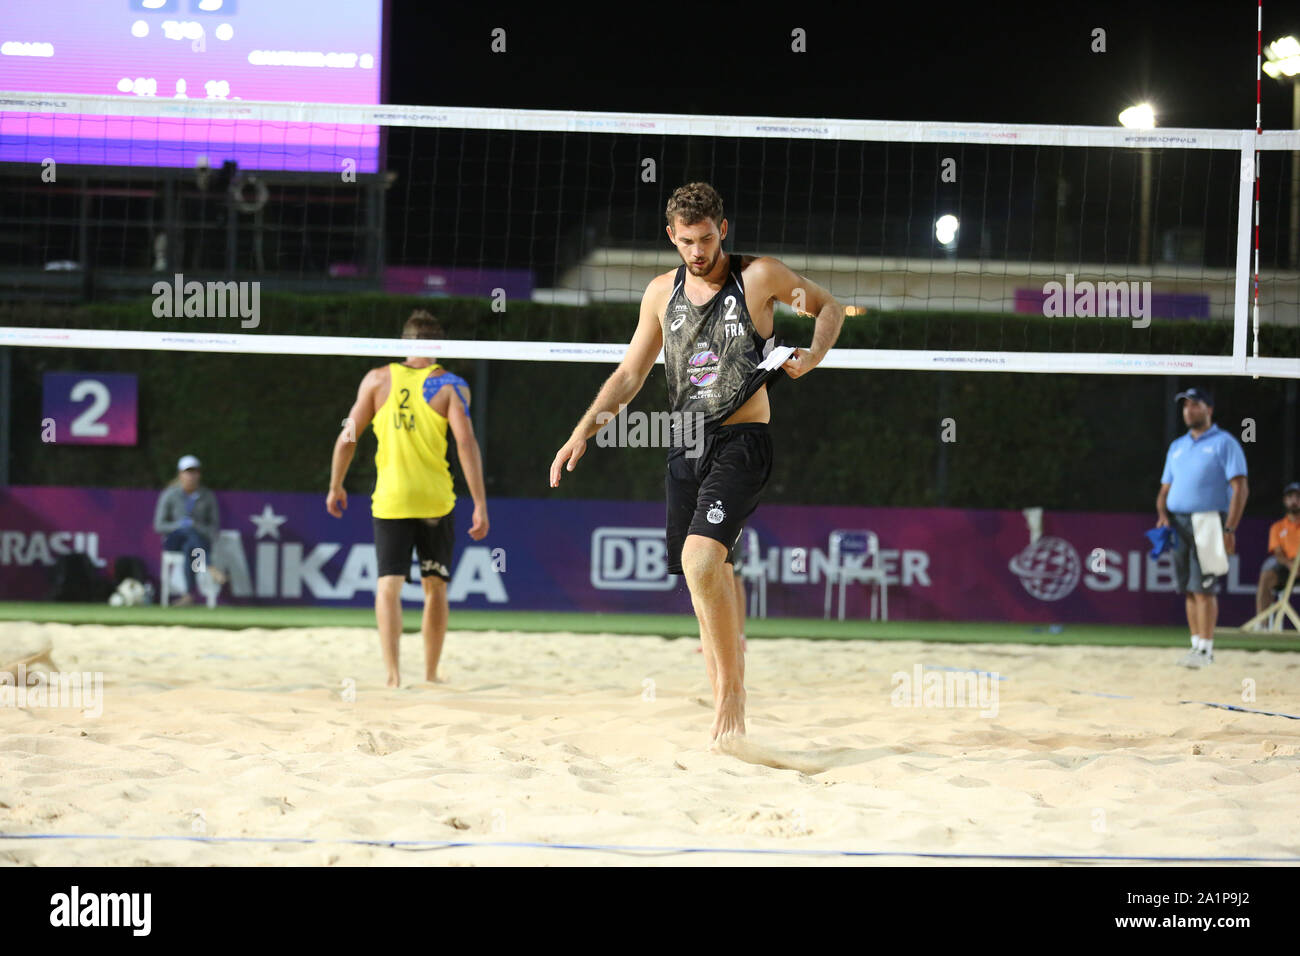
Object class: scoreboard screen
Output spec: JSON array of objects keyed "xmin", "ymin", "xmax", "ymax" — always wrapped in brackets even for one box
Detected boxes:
[{"xmin": 0, "ymin": 0, "xmax": 385, "ymax": 172}]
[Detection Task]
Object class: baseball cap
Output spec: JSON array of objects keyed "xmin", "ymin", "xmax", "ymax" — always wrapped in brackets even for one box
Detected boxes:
[
  {"xmin": 1174, "ymin": 386, "xmax": 1214, "ymax": 406},
  {"xmin": 177, "ymin": 455, "xmax": 201, "ymax": 472},
  {"xmin": 1284, "ymin": 481, "xmax": 1300, "ymax": 495}
]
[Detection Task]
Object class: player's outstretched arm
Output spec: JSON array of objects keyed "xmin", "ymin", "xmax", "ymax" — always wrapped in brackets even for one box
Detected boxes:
[
  {"xmin": 446, "ymin": 385, "xmax": 489, "ymax": 540},
  {"xmin": 753, "ymin": 257, "xmax": 845, "ymax": 379},
  {"xmin": 549, "ymin": 278, "xmax": 665, "ymax": 487},
  {"xmin": 327, "ymin": 369, "xmax": 378, "ymax": 517}
]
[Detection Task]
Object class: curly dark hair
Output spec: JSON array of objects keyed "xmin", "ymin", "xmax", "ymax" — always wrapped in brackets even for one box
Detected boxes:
[{"xmin": 665, "ymin": 182, "xmax": 724, "ymax": 231}]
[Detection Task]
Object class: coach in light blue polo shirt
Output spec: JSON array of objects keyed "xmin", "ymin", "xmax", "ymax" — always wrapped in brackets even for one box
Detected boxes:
[{"xmin": 1155, "ymin": 386, "xmax": 1249, "ymax": 669}]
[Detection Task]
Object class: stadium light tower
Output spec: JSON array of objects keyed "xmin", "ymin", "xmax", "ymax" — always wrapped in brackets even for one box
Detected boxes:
[
  {"xmin": 1264, "ymin": 35, "xmax": 1300, "ymax": 268},
  {"xmin": 1119, "ymin": 103, "xmax": 1157, "ymax": 266}
]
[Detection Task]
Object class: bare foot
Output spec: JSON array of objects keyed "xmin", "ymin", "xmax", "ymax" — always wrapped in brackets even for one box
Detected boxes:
[
  {"xmin": 423, "ymin": 673, "xmax": 445, "ymax": 684},
  {"xmin": 711, "ymin": 732, "xmax": 745, "ymax": 756},
  {"xmin": 710, "ymin": 691, "xmax": 746, "ymax": 740},
  {"xmin": 386, "ymin": 672, "xmax": 400, "ymax": 688}
]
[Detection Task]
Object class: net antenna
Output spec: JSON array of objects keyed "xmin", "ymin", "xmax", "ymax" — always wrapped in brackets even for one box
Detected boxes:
[{"xmin": 1255, "ymin": 0, "xmax": 1262, "ymax": 377}]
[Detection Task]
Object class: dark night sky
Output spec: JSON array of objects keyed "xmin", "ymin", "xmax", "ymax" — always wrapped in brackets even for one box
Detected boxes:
[
  {"xmin": 368, "ymin": 2, "xmax": 1300, "ymax": 279},
  {"xmin": 388, "ymin": 1, "xmax": 1300, "ymax": 131}
]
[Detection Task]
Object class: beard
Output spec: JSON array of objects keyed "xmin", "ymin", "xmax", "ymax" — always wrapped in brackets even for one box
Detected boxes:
[{"xmin": 687, "ymin": 248, "xmax": 719, "ymax": 276}]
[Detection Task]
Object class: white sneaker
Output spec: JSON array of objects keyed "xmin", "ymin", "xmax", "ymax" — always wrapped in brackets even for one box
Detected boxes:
[{"xmin": 1177, "ymin": 648, "xmax": 1214, "ymax": 668}]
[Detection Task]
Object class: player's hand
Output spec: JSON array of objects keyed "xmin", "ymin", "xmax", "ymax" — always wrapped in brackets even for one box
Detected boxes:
[
  {"xmin": 549, "ymin": 436, "xmax": 587, "ymax": 488},
  {"xmin": 1223, "ymin": 530, "xmax": 1235, "ymax": 555},
  {"xmin": 326, "ymin": 487, "xmax": 347, "ymax": 518},
  {"xmin": 782, "ymin": 347, "xmax": 821, "ymax": 380},
  {"xmin": 469, "ymin": 504, "xmax": 489, "ymax": 540},
  {"xmin": 1155, "ymin": 512, "xmax": 1170, "ymax": 529}
]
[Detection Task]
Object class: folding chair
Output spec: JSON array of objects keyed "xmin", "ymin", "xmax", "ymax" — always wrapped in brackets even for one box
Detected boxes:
[
  {"xmin": 160, "ymin": 548, "xmax": 220, "ymax": 608},
  {"xmin": 1239, "ymin": 554, "xmax": 1300, "ymax": 633},
  {"xmin": 823, "ymin": 529, "xmax": 888, "ymax": 621},
  {"xmin": 736, "ymin": 527, "xmax": 766, "ymax": 619}
]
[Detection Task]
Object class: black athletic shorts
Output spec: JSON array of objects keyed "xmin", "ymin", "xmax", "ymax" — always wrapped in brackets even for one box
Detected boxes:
[
  {"xmin": 1169, "ymin": 511, "xmax": 1226, "ymax": 595},
  {"xmin": 373, "ymin": 513, "xmax": 454, "ymax": 582},
  {"xmin": 665, "ymin": 422, "xmax": 773, "ymax": 576}
]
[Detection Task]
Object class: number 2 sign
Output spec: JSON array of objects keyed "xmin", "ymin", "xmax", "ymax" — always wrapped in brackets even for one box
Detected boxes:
[{"xmin": 41, "ymin": 373, "xmax": 138, "ymax": 446}]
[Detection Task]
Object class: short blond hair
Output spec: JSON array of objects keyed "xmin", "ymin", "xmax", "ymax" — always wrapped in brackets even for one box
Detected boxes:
[{"xmin": 402, "ymin": 309, "xmax": 444, "ymax": 340}]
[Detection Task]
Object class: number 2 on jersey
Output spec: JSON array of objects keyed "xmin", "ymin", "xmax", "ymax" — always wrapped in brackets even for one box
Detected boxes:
[{"xmin": 393, "ymin": 387, "xmax": 416, "ymax": 430}]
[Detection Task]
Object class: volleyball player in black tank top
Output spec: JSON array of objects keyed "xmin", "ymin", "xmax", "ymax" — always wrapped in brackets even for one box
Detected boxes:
[
  {"xmin": 660, "ymin": 252, "xmax": 785, "ymax": 578},
  {"xmin": 550, "ymin": 183, "xmax": 845, "ymax": 741}
]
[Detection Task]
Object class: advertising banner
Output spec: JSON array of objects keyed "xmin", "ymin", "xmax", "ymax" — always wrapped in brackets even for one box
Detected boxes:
[{"xmin": 0, "ymin": 486, "xmax": 1275, "ymax": 626}]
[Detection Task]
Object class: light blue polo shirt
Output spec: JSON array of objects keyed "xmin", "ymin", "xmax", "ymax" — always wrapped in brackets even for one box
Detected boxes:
[{"xmin": 1161, "ymin": 423, "xmax": 1248, "ymax": 513}]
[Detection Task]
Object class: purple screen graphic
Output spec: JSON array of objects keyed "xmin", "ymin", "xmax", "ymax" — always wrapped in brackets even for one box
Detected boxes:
[
  {"xmin": 42, "ymin": 373, "xmax": 138, "ymax": 446},
  {"xmin": 0, "ymin": 1, "xmax": 383, "ymax": 171}
]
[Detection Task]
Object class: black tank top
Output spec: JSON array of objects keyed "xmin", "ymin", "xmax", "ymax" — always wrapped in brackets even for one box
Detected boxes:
[{"xmin": 662, "ymin": 255, "xmax": 781, "ymax": 433}]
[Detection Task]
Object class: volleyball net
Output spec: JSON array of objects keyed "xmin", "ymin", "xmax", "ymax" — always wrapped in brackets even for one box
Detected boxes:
[{"xmin": 1, "ymin": 91, "xmax": 1299, "ymax": 377}]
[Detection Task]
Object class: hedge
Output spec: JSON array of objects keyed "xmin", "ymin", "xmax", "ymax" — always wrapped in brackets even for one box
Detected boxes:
[{"xmin": 5, "ymin": 295, "xmax": 1295, "ymax": 515}]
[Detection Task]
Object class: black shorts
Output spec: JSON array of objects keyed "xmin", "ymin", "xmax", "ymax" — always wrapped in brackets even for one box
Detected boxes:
[
  {"xmin": 373, "ymin": 513, "xmax": 454, "ymax": 582},
  {"xmin": 665, "ymin": 422, "xmax": 773, "ymax": 576},
  {"xmin": 1169, "ymin": 511, "xmax": 1226, "ymax": 595}
]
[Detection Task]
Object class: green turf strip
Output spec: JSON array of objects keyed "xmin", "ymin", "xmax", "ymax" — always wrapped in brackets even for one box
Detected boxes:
[{"xmin": 2, "ymin": 602, "xmax": 1298, "ymax": 651}]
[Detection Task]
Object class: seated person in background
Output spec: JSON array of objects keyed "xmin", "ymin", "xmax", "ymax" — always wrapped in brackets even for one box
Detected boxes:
[
  {"xmin": 1257, "ymin": 481, "xmax": 1300, "ymax": 615},
  {"xmin": 153, "ymin": 454, "xmax": 221, "ymax": 606}
]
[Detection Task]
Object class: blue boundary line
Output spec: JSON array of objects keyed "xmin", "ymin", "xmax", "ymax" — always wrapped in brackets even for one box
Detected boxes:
[
  {"xmin": 1, "ymin": 832, "xmax": 1297, "ymax": 862},
  {"xmin": 1180, "ymin": 700, "xmax": 1300, "ymax": 720}
]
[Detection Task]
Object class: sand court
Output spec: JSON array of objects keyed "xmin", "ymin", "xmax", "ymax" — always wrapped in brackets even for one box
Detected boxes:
[{"xmin": 1, "ymin": 620, "xmax": 1298, "ymax": 866}]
